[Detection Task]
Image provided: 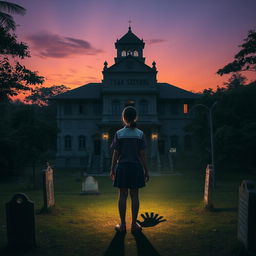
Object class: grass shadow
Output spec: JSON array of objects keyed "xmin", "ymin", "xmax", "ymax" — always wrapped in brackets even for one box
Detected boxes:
[
  {"xmin": 104, "ymin": 231, "xmax": 126, "ymax": 256},
  {"xmin": 212, "ymin": 207, "xmax": 238, "ymax": 213},
  {"xmin": 132, "ymin": 231, "xmax": 161, "ymax": 256}
]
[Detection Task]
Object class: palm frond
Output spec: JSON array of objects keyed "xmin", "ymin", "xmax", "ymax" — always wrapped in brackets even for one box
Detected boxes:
[
  {"xmin": 0, "ymin": 1, "xmax": 26, "ymax": 15},
  {"xmin": 0, "ymin": 11, "xmax": 15, "ymax": 30}
]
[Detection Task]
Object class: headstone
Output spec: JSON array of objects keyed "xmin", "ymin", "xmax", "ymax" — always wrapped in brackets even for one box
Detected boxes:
[
  {"xmin": 42, "ymin": 165, "xmax": 55, "ymax": 210},
  {"xmin": 80, "ymin": 176, "xmax": 99, "ymax": 195},
  {"xmin": 204, "ymin": 164, "xmax": 213, "ymax": 209},
  {"xmin": 238, "ymin": 180, "xmax": 256, "ymax": 252},
  {"xmin": 5, "ymin": 193, "xmax": 36, "ymax": 248}
]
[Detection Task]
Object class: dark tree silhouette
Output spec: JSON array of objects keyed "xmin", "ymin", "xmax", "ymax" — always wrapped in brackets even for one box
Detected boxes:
[
  {"xmin": 0, "ymin": 1, "xmax": 26, "ymax": 30},
  {"xmin": 188, "ymin": 74, "xmax": 256, "ymax": 171},
  {"xmin": 0, "ymin": 2, "xmax": 44, "ymax": 102},
  {"xmin": 0, "ymin": 57, "xmax": 44, "ymax": 101},
  {"xmin": 217, "ymin": 30, "xmax": 256, "ymax": 75},
  {"xmin": 25, "ymin": 85, "xmax": 70, "ymax": 106}
]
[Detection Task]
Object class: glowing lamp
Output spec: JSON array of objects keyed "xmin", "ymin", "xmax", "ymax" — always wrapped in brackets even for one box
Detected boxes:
[
  {"xmin": 151, "ymin": 133, "xmax": 158, "ymax": 140},
  {"xmin": 102, "ymin": 133, "xmax": 109, "ymax": 140}
]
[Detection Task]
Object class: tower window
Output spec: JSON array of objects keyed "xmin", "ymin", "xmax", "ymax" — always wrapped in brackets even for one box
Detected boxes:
[
  {"xmin": 134, "ymin": 50, "xmax": 138, "ymax": 57},
  {"xmin": 121, "ymin": 50, "xmax": 126, "ymax": 57},
  {"xmin": 127, "ymin": 51, "xmax": 132, "ymax": 56}
]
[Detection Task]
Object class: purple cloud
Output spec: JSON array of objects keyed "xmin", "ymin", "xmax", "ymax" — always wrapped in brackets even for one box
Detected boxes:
[
  {"xmin": 27, "ymin": 31, "xmax": 103, "ymax": 58},
  {"xmin": 146, "ymin": 39, "xmax": 168, "ymax": 45}
]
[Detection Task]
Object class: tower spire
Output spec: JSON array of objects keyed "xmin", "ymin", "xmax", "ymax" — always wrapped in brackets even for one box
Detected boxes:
[{"xmin": 128, "ymin": 20, "xmax": 132, "ymax": 31}]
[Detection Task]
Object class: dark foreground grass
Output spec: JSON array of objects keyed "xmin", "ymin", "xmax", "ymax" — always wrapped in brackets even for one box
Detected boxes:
[{"xmin": 0, "ymin": 168, "xmax": 255, "ymax": 256}]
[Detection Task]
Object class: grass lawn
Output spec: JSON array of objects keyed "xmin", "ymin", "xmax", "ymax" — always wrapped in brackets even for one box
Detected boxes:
[{"xmin": 0, "ymin": 168, "xmax": 255, "ymax": 256}]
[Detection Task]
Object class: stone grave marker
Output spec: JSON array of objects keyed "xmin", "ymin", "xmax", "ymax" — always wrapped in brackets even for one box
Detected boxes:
[
  {"xmin": 204, "ymin": 164, "xmax": 213, "ymax": 209},
  {"xmin": 42, "ymin": 164, "xmax": 55, "ymax": 210},
  {"xmin": 238, "ymin": 180, "xmax": 256, "ymax": 253},
  {"xmin": 80, "ymin": 176, "xmax": 99, "ymax": 195},
  {"xmin": 5, "ymin": 193, "xmax": 36, "ymax": 248}
]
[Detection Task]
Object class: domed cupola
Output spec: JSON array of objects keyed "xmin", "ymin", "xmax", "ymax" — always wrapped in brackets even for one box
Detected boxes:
[{"xmin": 114, "ymin": 26, "xmax": 145, "ymax": 63}]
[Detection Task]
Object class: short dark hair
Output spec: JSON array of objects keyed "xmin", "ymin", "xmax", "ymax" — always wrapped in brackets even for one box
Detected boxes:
[{"xmin": 122, "ymin": 106, "xmax": 137, "ymax": 128}]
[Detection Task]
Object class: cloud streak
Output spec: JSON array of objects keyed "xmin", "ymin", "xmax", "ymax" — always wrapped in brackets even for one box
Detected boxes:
[{"xmin": 27, "ymin": 31, "xmax": 103, "ymax": 58}]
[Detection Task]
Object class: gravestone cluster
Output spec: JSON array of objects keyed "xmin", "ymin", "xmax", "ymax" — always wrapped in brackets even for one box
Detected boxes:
[{"xmin": 238, "ymin": 180, "xmax": 256, "ymax": 253}]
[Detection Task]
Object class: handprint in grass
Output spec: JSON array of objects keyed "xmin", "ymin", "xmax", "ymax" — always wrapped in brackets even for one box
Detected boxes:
[{"xmin": 136, "ymin": 212, "xmax": 167, "ymax": 227}]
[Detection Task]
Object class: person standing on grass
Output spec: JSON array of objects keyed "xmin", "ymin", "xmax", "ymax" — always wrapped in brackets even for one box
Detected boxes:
[{"xmin": 110, "ymin": 106, "xmax": 149, "ymax": 233}]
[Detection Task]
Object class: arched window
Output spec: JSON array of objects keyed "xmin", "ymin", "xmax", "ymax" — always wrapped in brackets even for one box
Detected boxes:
[
  {"xmin": 134, "ymin": 50, "xmax": 138, "ymax": 57},
  {"xmin": 112, "ymin": 99, "xmax": 121, "ymax": 115},
  {"xmin": 127, "ymin": 50, "xmax": 132, "ymax": 56},
  {"xmin": 78, "ymin": 135, "xmax": 86, "ymax": 151},
  {"xmin": 121, "ymin": 50, "xmax": 126, "ymax": 57},
  {"xmin": 139, "ymin": 100, "xmax": 148, "ymax": 114},
  {"xmin": 64, "ymin": 135, "xmax": 72, "ymax": 150}
]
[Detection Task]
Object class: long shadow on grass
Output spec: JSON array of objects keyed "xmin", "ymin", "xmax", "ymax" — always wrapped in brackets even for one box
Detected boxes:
[
  {"xmin": 212, "ymin": 207, "xmax": 237, "ymax": 212},
  {"xmin": 104, "ymin": 231, "xmax": 126, "ymax": 256},
  {"xmin": 132, "ymin": 231, "xmax": 161, "ymax": 256}
]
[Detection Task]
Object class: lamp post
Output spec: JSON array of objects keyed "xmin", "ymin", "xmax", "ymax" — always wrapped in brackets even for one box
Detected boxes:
[{"xmin": 190, "ymin": 102, "xmax": 217, "ymax": 187}]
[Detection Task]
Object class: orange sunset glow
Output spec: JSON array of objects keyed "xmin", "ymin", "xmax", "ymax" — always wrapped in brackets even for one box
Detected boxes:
[{"xmin": 12, "ymin": 0, "xmax": 256, "ymax": 96}]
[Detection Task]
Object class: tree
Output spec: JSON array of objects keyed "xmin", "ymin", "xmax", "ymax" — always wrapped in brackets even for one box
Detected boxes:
[
  {"xmin": 25, "ymin": 85, "xmax": 70, "ymax": 106},
  {"xmin": 188, "ymin": 78, "xmax": 256, "ymax": 171},
  {"xmin": 0, "ymin": 2, "xmax": 44, "ymax": 102},
  {"xmin": 0, "ymin": 57, "xmax": 44, "ymax": 101},
  {"xmin": 217, "ymin": 30, "xmax": 256, "ymax": 75},
  {"xmin": 0, "ymin": 1, "xmax": 26, "ymax": 30},
  {"xmin": 0, "ymin": 26, "xmax": 29, "ymax": 57}
]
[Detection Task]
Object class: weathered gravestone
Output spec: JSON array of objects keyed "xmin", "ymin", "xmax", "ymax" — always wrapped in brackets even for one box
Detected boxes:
[
  {"xmin": 42, "ymin": 164, "xmax": 55, "ymax": 210},
  {"xmin": 5, "ymin": 193, "xmax": 36, "ymax": 248},
  {"xmin": 80, "ymin": 176, "xmax": 99, "ymax": 195},
  {"xmin": 204, "ymin": 164, "xmax": 213, "ymax": 209},
  {"xmin": 238, "ymin": 180, "xmax": 256, "ymax": 253}
]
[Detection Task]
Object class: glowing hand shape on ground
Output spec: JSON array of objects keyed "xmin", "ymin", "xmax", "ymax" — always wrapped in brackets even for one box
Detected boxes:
[{"xmin": 136, "ymin": 212, "xmax": 167, "ymax": 227}]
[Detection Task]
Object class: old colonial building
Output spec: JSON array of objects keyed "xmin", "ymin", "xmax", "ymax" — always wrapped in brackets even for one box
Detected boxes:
[{"xmin": 53, "ymin": 26, "xmax": 199, "ymax": 172}]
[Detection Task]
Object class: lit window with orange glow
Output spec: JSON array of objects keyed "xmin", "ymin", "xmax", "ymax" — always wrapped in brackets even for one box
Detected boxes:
[
  {"xmin": 151, "ymin": 133, "xmax": 158, "ymax": 140},
  {"xmin": 183, "ymin": 104, "xmax": 188, "ymax": 114},
  {"xmin": 102, "ymin": 133, "xmax": 109, "ymax": 140}
]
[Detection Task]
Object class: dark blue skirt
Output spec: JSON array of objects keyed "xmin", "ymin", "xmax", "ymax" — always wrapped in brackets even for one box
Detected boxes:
[{"xmin": 113, "ymin": 162, "xmax": 145, "ymax": 189}]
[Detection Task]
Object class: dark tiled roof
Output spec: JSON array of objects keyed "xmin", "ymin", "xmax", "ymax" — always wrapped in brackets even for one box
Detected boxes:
[
  {"xmin": 116, "ymin": 28, "xmax": 144, "ymax": 45},
  {"xmin": 106, "ymin": 55, "xmax": 153, "ymax": 72},
  {"xmin": 158, "ymin": 83, "xmax": 200, "ymax": 99},
  {"xmin": 52, "ymin": 83, "xmax": 102, "ymax": 100}
]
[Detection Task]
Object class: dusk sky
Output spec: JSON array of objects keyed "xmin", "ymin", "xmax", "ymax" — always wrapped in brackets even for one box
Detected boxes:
[{"xmin": 13, "ymin": 0, "xmax": 256, "ymax": 93}]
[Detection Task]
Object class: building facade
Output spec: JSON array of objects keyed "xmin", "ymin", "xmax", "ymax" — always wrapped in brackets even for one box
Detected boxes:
[{"xmin": 53, "ymin": 27, "xmax": 199, "ymax": 172}]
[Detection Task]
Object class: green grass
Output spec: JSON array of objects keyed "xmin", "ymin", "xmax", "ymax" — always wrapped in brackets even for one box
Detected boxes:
[{"xmin": 0, "ymin": 168, "xmax": 255, "ymax": 256}]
